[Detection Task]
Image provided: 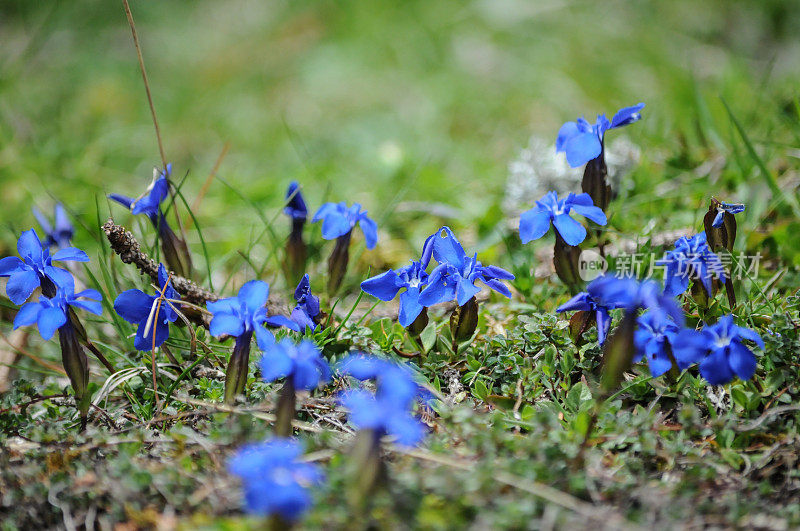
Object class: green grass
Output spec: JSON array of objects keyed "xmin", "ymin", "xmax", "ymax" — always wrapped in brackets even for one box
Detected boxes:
[{"xmin": 2, "ymin": 0, "xmax": 800, "ymax": 528}]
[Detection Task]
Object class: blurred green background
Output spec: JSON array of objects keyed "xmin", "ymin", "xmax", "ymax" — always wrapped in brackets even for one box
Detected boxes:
[{"xmin": 1, "ymin": 0, "xmax": 799, "ymax": 281}]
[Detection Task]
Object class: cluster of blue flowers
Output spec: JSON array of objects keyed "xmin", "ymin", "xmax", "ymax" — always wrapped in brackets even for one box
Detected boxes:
[{"xmin": 362, "ymin": 226, "xmax": 514, "ymax": 328}]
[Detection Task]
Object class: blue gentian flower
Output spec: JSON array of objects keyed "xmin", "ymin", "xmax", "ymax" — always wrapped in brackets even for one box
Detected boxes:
[
  {"xmin": 361, "ymin": 234, "xmax": 435, "ymax": 327},
  {"xmin": 13, "ymin": 273, "xmax": 102, "ymax": 341},
  {"xmin": 114, "ymin": 264, "xmax": 180, "ymax": 351},
  {"xmin": 418, "ymin": 227, "xmax": 514, "ymax": 307},
  {"xmin": 312, "ymin": 202, "xmax": 378, "ymax": 249},
  {"xmin": 284, "ymin": 181, "xmax": 308, "ymax": 221},
  {"xmin": 228, "ymin": 438, "xmax": 323, "ymax": 521},
  {"xmin": 712, "ymin": 201, "xmax": 745, "ymax": 228},
  {"xmin": 291, "ymin": 275, "xmax": 320, "ymax": 331},
  {"xmin": 556, "ymin": 103, "xmax": 645, "ymax": 167},
  {"xmin": 519, "ymin": 192, "xmax": 607, "ymax": 246},
  {"xmin": 207, "ymin": 280, "xmax": 300, "ymax": 350},
  {"xmin": 556, "ymin": 275, "xmax": 633, "ymax": 344},
  {"xmin": 588, "ymin": 275, "xmax": 685, "ymax": 326},
  {"xmin": 338, "ymin": 354, "xmax": 428, "ymax": 446},
  {"xmin": 260, "ymin": 338, "xmax": 331, "ymax": 391},
  {"xmin": 658, "ymin": 232, "xmax": 726, "ymax": 297},
  {"xmin": 672, "ymin": 315, "xmax": 763, "ymax": 385},
  {"xmin": 108, "ymin": 165, "xmax": 171, "ymax": 223},
  {"xmin": 633, "ymin": 311, "xmax": 680, "ymax": 377},
  {"xmin": 33, "ymin": 204, "xmax": 74, "ymax": 249},
  {"xmin": 0, "ymin": 229, "xmax": 89, "ymax": 305}
]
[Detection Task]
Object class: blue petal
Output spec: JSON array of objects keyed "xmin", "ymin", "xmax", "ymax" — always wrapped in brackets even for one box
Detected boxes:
[
  {"xmin": 238, "ymin": 280, "xmax": 269, "ymax": 313},
  {"xmin": 728, "ymin": 342, "xmax": 756, "ymax": 381},
  {"xmin": 37, "ymin": 307, "xmax": 67, "ymax": 341},
  {"xmin": 564, "ymin": 132, "xmax": 602, "ymax": 167},
  {"xmin": 311, "ymin": 202, "xmax": 339, "ymax": 223},
  {"xmin": 569, "ymin": 203, "xmax": 607, "ymax": 226},
  {"xmin": 210, "ymin": 313, "xmax": 246, "ymax": 338},
  {"xmin": 206, "ymin": 297, "xmax": 239, "ymax": 315},
  {"xmin": 254, "ymin": 325, "xmax": 276, "ymax": 351},
  {"xmin": 265, "ymin": 314, "xmax": 302, "ymax": 332},
  {"xmin": 596, "ymin": 308, "xmax": 612, "ymax": 345},
  {"xmin": 555, "ymin": 121, "xmax": 581, "ymax": 152},
  {"xmin": 0, "ymin": 256, "xmax": 24, "ymax": 276},
  {"xmin": 134, "ymin": 318, "xmax": 170, "ymax": 351},
  {"xmin": 712, "ymin": 211, "xmax": 724, "ymax": 228},
  {"xmin": 13, "ymin": 302, "xmax": 42, "ymax": 329},
  {"xmin": 6, "ymin": 269, "xmax": 40, "ymax": 305},
  {"xmin": 610, "ymin": 103, "xmax": 645, "ymax": 129},
  {"xmin": 108, "ymin": 194, "xmax": 134, "ymax": 210},
  {"xmin": 736, "ymin": 326, "xmax": 764, "ymax": 349},
  {"xmin": 320, "ymin": 214, "xmax": 351, "ymax": 240},
  {"xmin": 291, "ymin": 307, "xmax": 317, "ymax": 332},
  {"xmin": 455, "ymin": 279, "xmax": 481, "ymax": 307},
  {"xmin": 556, "ymin": 292, "xmax": 590, "ymax": 313},
  {"xmin": 482, "ymin": 265, "xmax": 515, "ymax": 280},
  {"xmin": 70, "ymin": 299, "xmax": 103, "ymax": 315},
  {"xmin": 52, "ymin": 247, "xmax": 89, "ymax": 263},
  {"xmin": 398, "ymin": 286, "xmax": 424, "ymax": 327},
  {"xmin": 358, "ymin": 216, "xmax": 378, "ymax": 250},
  {"xmin": 418, "ymin": 271, "xmax": 450, "ymax": 307},
  {"xmin": 482, "ymin": 278, "xmax": 512, "ymax": 298},
  {"xmin": 552, "ymin": 213, "xmax": 587, "ymax": 246},
  {"xmin": 361, "ymin": 270, "xmax": 401, "ymax": 301},
  {"xmin": 340, "ymin": 390, "xmax": 383, "ymax": 430},
  {"xmin": 114, "ymin": 289, "xmax": 155, "ymax": 324},
  {"xmin": 698, "ymin": 348, "xmax": 734, "ymax": 385},
  {"xmin": 259, "ymin": 343, "xmax": 293, "ymax": 383},
  {"xmin": 671, "ymin": 329, "xmax": 709, "ymax": 370},
  {"xmin": 519, "ymin": 209, "xmax": 551, "ymax": 244},
  {"xmin": 17, "ymin": 229, "xmax": 44, "ymax": 263},
  {"xmin": 338, "ymin": 354, "xmax": 385, "ymax": 381},
  {"xmin": 431, "ymin": 227, "xmax": 467, "ymax": 268},
  {"xmin": 386, "ymin": 412, "xmax": 425, "ymax": 447}
]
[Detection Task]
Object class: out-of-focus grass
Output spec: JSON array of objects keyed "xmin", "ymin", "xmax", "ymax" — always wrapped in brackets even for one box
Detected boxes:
[{"xmin": 1, "ymin": 0, "xmax": 799, "ymax": 272}]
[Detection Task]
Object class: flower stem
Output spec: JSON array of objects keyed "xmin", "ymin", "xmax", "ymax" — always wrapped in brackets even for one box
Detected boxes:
[
  {"xmin": 224, "ymin": 332, "xmax": 253, "ymax": 404},
  {"xmin": 275, "ymin": 379, "xmax": 296, "ymax": 437},
  {"xmin": 327, "ymin": 230, "xmax": 352, "ymax": 295},
  {"xmin": 57, "ymin": 321, "xmax": 90, "ymax": 429}
]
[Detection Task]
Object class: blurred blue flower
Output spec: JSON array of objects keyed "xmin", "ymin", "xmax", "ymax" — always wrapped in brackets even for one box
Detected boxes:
[
  {"xmin": 361, "ymin": 233, "xmax": 435, "ymax": 327},
  {"xmin": 556, "ymin": 275, "xmax": 632, "ymax": 344},
  {"xmin": 672, "ymin": 315, "xmax": 762, "ymax": 385},
  {"xmin": 633, "ymin": 311, "xmax": 680, "ymax": 377},
  {"xmin": 0, "ymin": 229, "xmax": 89, "ymax": 305},
  {"xmin": 418, "ymin": 227, "xmax": 514, "ymax": 307},
  {"xmin": 556, "ymin": 103, "xmax": 645, "ymax": 167},
  {"xmin": 588, "ymin": 275, "xmax": 685, "ymax": 326},
  {"xmin": 291, "ymin": 275, "xmax": 320, "ymax": 331},
  {"xmin": 712, "ymin": 201, "xmax": 745, "ymax": 228},
  {"xmin": 114, "ymin": 264, "xmax": 180, "ymax": 351},
  {"xmin": 108, "ymin": 165, "xmax": 171, "ymax": 224},
  {"xmin": 519, "ymin": 191, "xmax": 607, "ymax": 246},
  {"xmin": 284, "ymin": 181, "xmax": 308, "ymax": 221},
  {"xmin": 312, "ymin": 202, "xmax": 378, "ymax": 249},
  {"xmin": 33, "ymin": 203, "xmax": 74, "ymax": 249},
  {"xmin": 228, "ymin": 438, "xmax": 323, "ymax": 521},
  {"xmin": 260, "ymin": 338, "xmax": 331, "ymax": 391},
  {"xmin": 207, "ymin": 280, "xmax": 300, "ymax": 350},
  {"xmin": 338, "ymin": 354, "xmax": 428, "ymax": 446},
  {"xmin": 13, "ymin": 272, "xmax": 102, "ymax": 341},
  {"xmin": 658, "ymin": 232, "xmax": 726, "ymax": 297}
]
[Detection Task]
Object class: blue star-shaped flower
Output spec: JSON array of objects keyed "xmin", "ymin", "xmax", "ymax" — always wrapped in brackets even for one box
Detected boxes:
[
  {"xmin": 290, "ymin": 275, "xmax": 321, "ymax": 331},
  {"xmin": 0, "ymin": 229, "xmax": 89, "ymax": 305},
  {"xmin": 417, "ymin": 227, "xmax": 514, "ymax": 308},
  {"xmin": 13, "ymin": 272, "xmax": 102, "ymax": 341},
  {"xmin": 556, "ymin": 275, "xmax": 634, "ymax": 344},
  {"xmin": 712, "ymin": 201, "xmax": 745, "ymax": 228},
  {"xmin": 207, "ymin": 280, "xmax": 300, "ymax": 350},
  {"xmin": 108, "ymin": 165, "xmax": 171, "ymax": 223},
  {"xmin": 32, "ymin": 203, "xmax": 74, "ymax": 249},
  {"xmin": 519, "ymin": 191, "xmax": 607, "ymax": 246},
  {"xmin": 260, "ymin": 338, "xmax": 331, "ymax": 391},
  {"xmin": 338, "ymin": 354, "xmax": 428, "ymax": 447},
  {"xmin": 556, "ymin": 103, "xmax": 645, "ymax": 167},
  {"xmin": 284, "ymin": 181, "xmax": 308, "ymax": 221},
  {"xmin": 633, "ymin": 311, "xmax": 681, "ymax": 377},
  {"xmin": 672, "ymin": 315, "xmax": 762, "ymax": 385},
  {"xmin": 361, "ymin": 233, "xmax": 435, "ymax": 327},
  {"xmin": 658, "ymin": 232, "xmax": 726, "ymax": 297},
  {"xmin": 228, "ymin": 438, "xmax": 323, "ymax": 521},
  {"xmin": 311, "ymin": 202, "xmax": 378, "ymax": 249},
  {"xmin": 114, "ymin": 264, "xmax": 180, "ymax": 351}
]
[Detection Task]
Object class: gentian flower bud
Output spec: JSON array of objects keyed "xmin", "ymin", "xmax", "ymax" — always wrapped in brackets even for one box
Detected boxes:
[
  {"xmin": 312, "ymin": 202, "xmax": 377, "ymax": 294},
  {"xmin": 109, "ymin": 164, "xmax": 193, "ymax": 278},
  {"xmin": 284, "ymin": 181, "xmax": 308, "ymax": 286}
]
